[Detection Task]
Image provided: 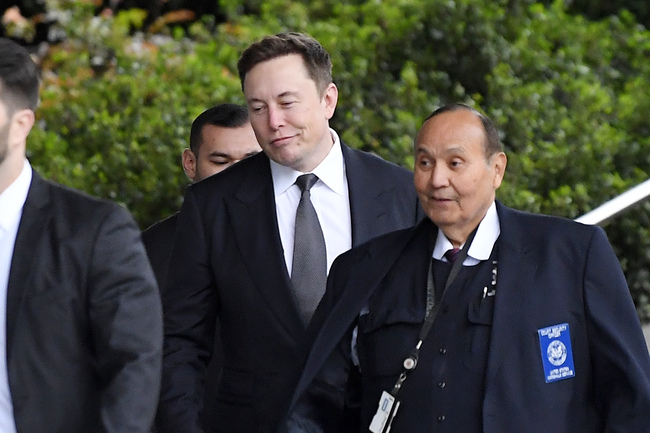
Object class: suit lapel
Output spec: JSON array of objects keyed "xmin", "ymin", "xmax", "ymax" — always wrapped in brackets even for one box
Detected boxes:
[
  {"xmin": 6, "ymin": 172, "xmax": 52, "ymax": 362},
  {"xmin": 342, "ymin": 144, "xmax": 397, "ymax": 246},
  {"xmin": 485, "ymin": 203, "xmax": 538, "ymax": 385},
  {"xmin": 292, "ymin": 220, "xmax": 433, "ymax": 407},
  {"xmin": 225, "ymin": 154, "xmax": 305, "ymax": 336}
]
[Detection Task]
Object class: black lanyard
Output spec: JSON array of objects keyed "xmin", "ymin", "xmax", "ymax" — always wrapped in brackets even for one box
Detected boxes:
[{"xmin": 389, "ymin": 226, "xmax": 479, "ymax": 397}]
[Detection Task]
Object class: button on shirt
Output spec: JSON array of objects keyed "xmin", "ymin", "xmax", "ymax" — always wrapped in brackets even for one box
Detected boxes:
[
  {"xmin": 272, "ymin": 128, "xmax": 352, "ymax": 275},
  {"xmin": 0, "ymin": 159, "xmax": 32, "ymax": 433},
  {"xmin": 425, "ymin": 201, "xmax": 500, "ymax": 430}
]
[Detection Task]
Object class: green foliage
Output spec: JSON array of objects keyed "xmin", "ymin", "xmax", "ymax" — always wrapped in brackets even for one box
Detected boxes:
[
  {"xmin": 28, "ymin": 4, "xmax": 245, "ymax": 226},
  {"xmin": 19, "ymin": 0, "xmax": 650, "ymax": 320}
]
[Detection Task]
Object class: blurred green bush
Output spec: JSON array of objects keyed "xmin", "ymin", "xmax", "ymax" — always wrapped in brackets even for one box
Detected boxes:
[{"xmin": 6, "ymin": 0, "xmax": 650, "ymax": 320}]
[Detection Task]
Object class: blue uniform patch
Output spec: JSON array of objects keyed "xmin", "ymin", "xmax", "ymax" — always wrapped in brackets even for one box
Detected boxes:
[{"xmin": 538, "ymin": 323, "xmax": 575, "ymax": 383}]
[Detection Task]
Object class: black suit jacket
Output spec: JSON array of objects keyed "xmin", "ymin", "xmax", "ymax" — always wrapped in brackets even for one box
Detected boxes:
[
  {"xmin": 7, "ymin": 170, "xmax": 163, "ymax": 433},
  {"xmin": 142, "ymin": 212, "xmax": 224, "ymax": 431},
  {"xmin": 142, "ymin": 212, "xmax": 179, "ymax": 289},
  {"xmin": 157, "ymin": 144, "xmax": 422, "ymax": 433},
  {"xmin": 286, "ymin": 202, "xmax": 650, "ymax": 432}
]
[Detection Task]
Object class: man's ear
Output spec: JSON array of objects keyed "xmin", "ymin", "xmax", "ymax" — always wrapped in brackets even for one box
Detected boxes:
[
  {"xmin": 182, "ymin": 148, "xmax": 197, "ymax": 182},
  {"xmin": 322, "ymin": 82, "xmax": 338, "ymax": 120},
  {"xmin": 491, "ymin": 152, "xmax": 507, "ymax": 190},
  {"xmin": 11, "ymin": 108, "xmax": 35, "ymax": 144}
]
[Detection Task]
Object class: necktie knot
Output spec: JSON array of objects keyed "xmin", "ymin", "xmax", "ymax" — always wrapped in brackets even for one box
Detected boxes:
[
  {"xmin": 296, "ymin": 173, "xmax": 319, "ymax": 193},
  {"xmin": 444, "ymin": 248, "xmax": 461, "ymax": 263}
]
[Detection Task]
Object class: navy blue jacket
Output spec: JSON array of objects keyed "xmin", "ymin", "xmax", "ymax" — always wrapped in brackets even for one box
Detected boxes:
[{"xmin": 286, "ymin": 202, "xmax": 650, "ymax": 433}]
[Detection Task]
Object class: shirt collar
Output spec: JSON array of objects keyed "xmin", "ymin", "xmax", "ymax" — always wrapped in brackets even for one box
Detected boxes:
[
  {"xmin": 0, "ymin": 159, "xmax": 32, "ymax": 233},
  {"xmin": 270, "ymin": 128, "xmax": 346, "ymax": 196},
  {"xmin": 433, "ymin": 201, "xmax": 500, "ymax": 261}
]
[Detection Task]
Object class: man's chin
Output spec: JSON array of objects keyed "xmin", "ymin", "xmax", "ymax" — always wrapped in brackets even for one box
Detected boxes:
[
  {"xmin": 427, "ymin": 214, "xmax": 456, "ymax": 229},
  {"xmin": 268, "ymin": 151, "xmax": 302, "ymax": 171}
]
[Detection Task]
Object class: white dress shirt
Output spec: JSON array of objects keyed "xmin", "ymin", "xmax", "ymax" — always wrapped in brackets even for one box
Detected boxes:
[
  {"xmin": 0, "ymin": 159, "xmax": 32, "ymax": 433},
  {"xmin": 272, "ymin": 128, "xmax": 352, "ymax": 276},
  {"xmin": 432, "ymin": 201, "xmax": 501, "ymax": 266}
]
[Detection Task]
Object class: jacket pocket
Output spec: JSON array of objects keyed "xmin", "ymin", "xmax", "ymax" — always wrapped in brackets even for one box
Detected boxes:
[
  {"xmin": 465, "ymin": 298, "xmax": 495, "ymax": 368},
  {"xmin": 357, "ymin": 307, "xmax": 422, "ymax": 377}
]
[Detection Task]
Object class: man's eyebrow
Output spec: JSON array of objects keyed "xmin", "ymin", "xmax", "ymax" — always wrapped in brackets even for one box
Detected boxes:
[
  {"xmin": 277, "ymin": 91, "xmax": 300, "ymax": 98},
  {"xmin": 248, "ymin": 91, "xmax": 300, "ymax": 104},
  {"xmin": 443, "ymin": 146, "xmax": 466, "ymax": 155},
  {"xmin": 207, "ymin": 152, "xmax": 229, "ymax": 158}
]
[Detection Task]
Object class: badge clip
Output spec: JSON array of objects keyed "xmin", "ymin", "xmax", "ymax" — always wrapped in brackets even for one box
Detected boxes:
[{"xmin": 369, "ymin": 391, "xmax": 401, "ymax": 433}]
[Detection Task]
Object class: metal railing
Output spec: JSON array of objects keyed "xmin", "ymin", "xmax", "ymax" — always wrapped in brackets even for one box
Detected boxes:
[
  {"xmin": 575, "ymin": 178, "xmax": 650, "ymax": 226},
  {"xmin": 575, "ymin": 179, "xmax": 650, "ymax": 347}
]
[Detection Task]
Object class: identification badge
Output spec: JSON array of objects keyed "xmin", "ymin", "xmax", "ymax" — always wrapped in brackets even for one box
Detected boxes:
[
  {"xmin": 369, "ymin": 391, "xmax": 400, "ymax": 433},
  {"xmin": 538, "ymin": 323, "xmax": 575, "ymax": 383}
]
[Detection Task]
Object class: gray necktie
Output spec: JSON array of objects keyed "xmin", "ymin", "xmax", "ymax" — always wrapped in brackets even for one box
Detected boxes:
[{"xmin": 291, "ymin": 173, "xmax": 327, "ymax": 325}]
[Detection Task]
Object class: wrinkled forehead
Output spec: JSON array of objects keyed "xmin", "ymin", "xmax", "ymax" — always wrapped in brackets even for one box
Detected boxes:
[{"xmin": 416, "ymin": 111, "xmax": 486, "ymax": 153}]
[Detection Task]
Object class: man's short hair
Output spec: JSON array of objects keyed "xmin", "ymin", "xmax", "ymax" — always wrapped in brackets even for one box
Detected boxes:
[
  {"xmin": 0, "ymin": 38, "xmax": 40, "ymax": 114},
  {"xmin": 424, "ymin": 103, "xmax": 503, "ymax": 157},
  {"xmin": 189, "ymin": 103, "xmax": 250, "ymax": 155},
  {"xmin": 237, "ymin": 32, "xmax": 333, "ymax": 96}
]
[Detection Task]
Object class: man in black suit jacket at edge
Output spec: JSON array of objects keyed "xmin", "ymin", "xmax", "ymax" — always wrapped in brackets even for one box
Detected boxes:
[
  {"xmin": 143, "ymin": 103, "xmax": 260, "ymax": 430},
  {"xmin": 0, "ymin": 38, "xmax": 162, "ymax": 432},
  {"xmin": 142, "ymin": 103, "xmax": 260, "ymax": 288},
  {"xmin": 156, "ymin": 32, "xmax": 423, "ymax": 433},
  {"xmin": 284, "ymin": 103, "xmax": 650, "ymax": 432}
]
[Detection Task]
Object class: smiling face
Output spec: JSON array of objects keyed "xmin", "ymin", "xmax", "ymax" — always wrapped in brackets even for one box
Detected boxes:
[
  {"xmin": 243, "ymin": 54, "xmax": 338, "ymax": 173},
  {"xmin": 414, "ymin": 109, "xmax": 507, "ymax": 246}
]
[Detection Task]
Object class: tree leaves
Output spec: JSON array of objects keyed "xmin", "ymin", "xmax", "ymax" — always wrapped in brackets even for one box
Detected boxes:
[{"xmin": 18, "ymin": 0, "xmax": 650, "ymax": 319}]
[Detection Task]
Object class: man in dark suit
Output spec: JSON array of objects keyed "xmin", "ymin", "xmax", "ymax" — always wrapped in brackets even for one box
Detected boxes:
[
  {"xmin": 156, "ymin": 32, "xmax": 422, "ymax": 433},
  {"xmin": 143, "ymin": 103, "xmax": 260, "ymax": 430},
  {"xmin": 142, "ymin": 103, "xmax": 260, "ymax": 290},
  {"xmin": 0, "ymin": 38, "xmax": 162, "ymax": 432},
  {"xmin": 284, "ymin": 103, "xmax": 650, "ymax": 432}
]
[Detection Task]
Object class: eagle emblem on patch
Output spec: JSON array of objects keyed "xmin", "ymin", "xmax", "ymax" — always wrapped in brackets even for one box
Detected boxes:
[{"xmin": 538, "ymin": 323, "xmax": 575, "ymax": 383}]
